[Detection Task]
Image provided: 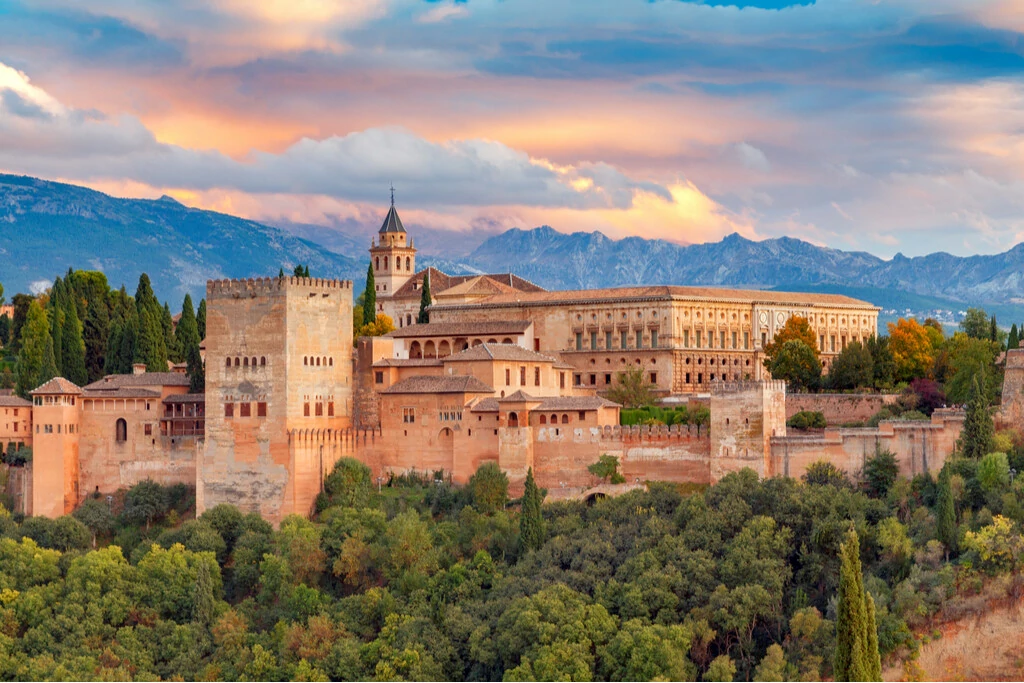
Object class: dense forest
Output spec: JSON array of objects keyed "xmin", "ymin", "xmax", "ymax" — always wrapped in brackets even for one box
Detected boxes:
[{"xmin": 0, "ymin": 416, "xmax": 1020, "ymax": 683}]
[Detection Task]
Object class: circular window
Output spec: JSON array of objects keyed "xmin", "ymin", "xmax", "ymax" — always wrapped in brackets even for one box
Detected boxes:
[{"xmin": 650, "ymin": 358, "xmax": 656, "ymax": 364}]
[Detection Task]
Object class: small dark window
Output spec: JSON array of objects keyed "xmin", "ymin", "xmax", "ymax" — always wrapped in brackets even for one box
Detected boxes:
[
  {"xmin": 257, "ymin": 402, "xmax": 267, "ymax": 417},
  {"xmin": 224, "ymin": 404, "xmax": 234, "ymax": 418},
  {"xmin": 225, "ymin": 358, "xmax": 231, "ymax": 368},
  {"xmin": 303, "ymin": 402, "xmax": 310, "ymax": 417},
  {"xmin": 505, "ymin": 368, "xmax": 511, "ymax": 385},
  {"xmin": 578, "ymin": 411, "xmax": 586, "ymax": 420},
  {"xmin": 234, "ymin": 357, "xmax": 240, "ymax": 367},
  {"xmin": 261, "ymin": 356, "xmax": 267, "ymax": 366},
  {"xmin": 315, "ymin": 402, "xmax": 323, "ymax": 416},
  {"xmin": 240, "ymin": 402, "xmax": 251, "ymax": 417},
  {"xmin": 561, "ymin": 414, "xmax": 569, "ymax": 424},
  {"xmin": 650, "ymin": 372, "xmax": 657, "ymax": 384},
  {"xmin": 328, "ymin": 402, "xmax": 334, "ymax": 417},
  {"xmin": 375, "ymin": 371, "xmax": 384, "ymax": 384},
  {"xmin": 316, "ymin": 357, "xmax": 321, "ymax": 366},
  {"xmin": 540, "ymin": 415, "xmax": 547, "ymax": 425},
  {"xmin": 605, "ymin": 373, "xmax": 612, "ymax": 385},
  {"xmin": 304, "ymin": 356, "xmax": 308, "ymax": 366},
  {"xmin": 144, "ymin": 424, "xmax": 152, "ymax": 436},
  {"xmin": 329, "ymin": 358, "xmax": 333, "ymax": 367},
  {"xmin": 534, "ymin": 367, "xmax": 540, "ymax": 386},
  {"xmin": 589, "ymin": 374, "xmax": 596, "ymax": 385},
  {"xmin": 243, "ymin": 357, "xmax": 249, "ymax": 367}
]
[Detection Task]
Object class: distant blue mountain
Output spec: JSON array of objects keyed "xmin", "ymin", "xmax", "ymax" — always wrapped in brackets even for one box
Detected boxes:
[{"xmin": 0, "ymin": 174, "xmax": 363, "ymax": 302}]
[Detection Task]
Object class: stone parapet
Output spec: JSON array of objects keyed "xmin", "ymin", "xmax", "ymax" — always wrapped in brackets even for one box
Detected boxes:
[{"xmin": 206, "ymin": 276, "xmax": 352, "ymax": 299}]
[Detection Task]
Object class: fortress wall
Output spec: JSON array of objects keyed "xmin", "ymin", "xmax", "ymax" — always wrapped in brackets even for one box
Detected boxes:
[{"xmin": 785, "ymin": 393, "xmax": 898, "ymax": 424}]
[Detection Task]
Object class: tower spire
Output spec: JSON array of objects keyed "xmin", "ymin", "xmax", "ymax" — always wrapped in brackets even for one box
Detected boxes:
[{"xmin": 390, "ymin": 183, "xmax": 395, "ymax": 207}]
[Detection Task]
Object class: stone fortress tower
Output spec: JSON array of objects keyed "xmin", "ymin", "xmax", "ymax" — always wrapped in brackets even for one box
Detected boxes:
[
  {"xmin": 368, "ymin": 187, "xmax": 416, "ymax": 313},
  {"xmin": 198, "ymin": 276, "xmax": 353, "ymax": 526}
]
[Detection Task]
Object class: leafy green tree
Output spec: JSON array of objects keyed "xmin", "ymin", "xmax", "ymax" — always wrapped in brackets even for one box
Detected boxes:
[
  {"xmin": 9, "ymin": 292, "xmax": 33, "ymax": 354},
  {"xmin": 828, "ymin": 340, "xmax": 874, "ymax": 390},
  {"xmin": 1009, "ymin": 323, "xmax": 1019, "ymax": 351},
  {"xmin": 588, "ymin": 453, "xmax": 627, "ymax": 484},
  {"xmin": 122, "ymin": 479, "xmax": 170, "ymax": 529},
  {"xmin": 323, "ymin": 457, "xmax": 373, "ymax": 508},
  {"xmin": 47, "ymin": 276, "xmax": 65, "ymax": 373},
  {"xmin": 38, "ymin": 334, "xmax": 59, "ymax": 388},
  {"xmin": 136, "ymin": 305, "xmax": 168, "ymax": 372},
  {"xmin": 766, "ymin": 340, "xmax": 821, "ymax": 392},
  {"xmin": 468, "ymin": 462, "xmax": 508, "ymax": 514},
  {"xmin": 705, "ymin": 654, "xmax": 737, "ymax": 682},
  {"xmin": 134, "ymin": 542, "xmax": 223, "ymax": 622},
  {"xmin": 962, "ymin": 515, "xmax": 1023, "ymax": 574},
  {"xmin": 802, "ymin": 461, "xmax": 849, "ymax": 488},
  {"xmin": 960, "ymin": 307, "xmax": 990, "ymax": 339},
  {"xmin": 599, "ymin": 619, "xmax": 696, "ymax": 681},
  {"xmin": 68, "ymin": 269, "xmax": 113, "ymax": 382},
  {"xmin": 0, "ymin": 313, "xmax": 10, "ymax": 347},
  {"xmin": 197, "ymin": 298, "xmax": 207, "ymax": 340},
  {"xmin": 606, "ymin": 367, "xmax": 656, "ymax": 408},
  {"xmin": 866, "ymin": 335, "xmax": 896, "ymax": 389},
  {"xmin": 935, "ymin": 468, "xmax": 957, "ymax": 557},
  {"xmin": 764, "ymin": 316, "xmax": 819, "ymax": 359},
  {"xmin": 958, "ymin": 374, "xmax": 994, "ymax": 458},
  {"xmin": 862, "ymin": 448, "xmax": 899, "ymax": 498},
  {"xmin": 363, "ymin": 263, "xmax": 376, "ymax": 328},
  {"xmin": 519, "ymin": 467, "xmax": 545, "ymax": 551},
  {"xmin": 15, "ymin": 300, "xmax": 52, "ymax": 397},
  {"xmin": 977, "ymin": 451, "xmax": 1010, "ymax": 494},
  {"xmin": 990, "ymin": 314, "xmax": 998, "ymax": 343},
  {"xmin": 73, "ymin": 498, "xmax": 116, "ymax": 548},
  {"xmin": 944, "ymin": 333, "xmax": 1000, "ymax": 404},
  {"xmin": 418, "ymin": 270, "xmax": 432, "ymax": 324},
  {"xmin": 834, "ymin": 529, "xmax": 881, "ymax": 682},
  {"xmin": 753, "ymin": 644, "xmax": 790, "ymax": 682}
]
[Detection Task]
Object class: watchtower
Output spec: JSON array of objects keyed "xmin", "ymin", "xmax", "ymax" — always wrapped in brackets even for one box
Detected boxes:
[{"xmin": 368, "ymin": 188, "xmax": 416, "ymax": 309}]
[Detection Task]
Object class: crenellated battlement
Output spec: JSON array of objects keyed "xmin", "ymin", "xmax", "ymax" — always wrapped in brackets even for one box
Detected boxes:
[
  {"xmin": 599, "ymin": 423, "xmax": 709, "ymax": 442},
  {"xmin": 711, "ymin": 379, "xmax": 786, "ymax": 394},
  {"xmin": 288, "ymin": 426, "xmax": 381, "ymax": 444},
  {"xmin": 207, "ymin": 276, "xmax": 353, "ymax": 298}
]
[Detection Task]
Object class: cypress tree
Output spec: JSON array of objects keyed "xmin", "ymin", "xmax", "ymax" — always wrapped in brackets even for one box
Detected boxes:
[
  {"xmin": 304, "ymin": 265, "xmax": 311, "ymax": 278},
  {"xmin": 278, "ymin": 268, "xmax": 284, "ymax": 278},
  {"xmin": 834, "ymin": 529, "xmax": 878, "ymax": 682},
  {"xmin": 38, "ymin": 335, "xmax": 59, "ymax": 389},
  {"xmin": 119, "ymin": 314, "xmax": 138, "ymax": 374},
  {"xmin": 104, "ymin": 322, "xmax": 123, "ymax": 375},
  {"xmin": 48, "ymin": 277, "xmax": 64, "ymax": 374},
  {"xmin": 197, "ymin": 299, "xmax": 207, "ymax": 341},
  {"xmin": 990, "ymin": 315, "xmax": 998, "ymax": 343},
  {"xmin": 187, "ymin": 341, "xmax": 205, "ymax": 394},
  {"xmin": 520, "ymin": 467, "xmax": 545, "ymax": 551},
  {"xmin": 15, "ymin": 301, "xmax": 51, "ymax": 397},
  {"xmin": 61, "ymin": 290, "xmax": 88, "ymax": 385},
  {"xmin": 174, "ymin": 294, "xmax": 200, "ymax": 363},
  {"xmin": 161, "ymin": 302, "xmax": 177, "ymax": 364},
  {"xmin": 418, "ymin": 270, "xmax": 432, "ymax": 324},
  {"xmin": 936, "ymin": 468, "xmax": 957, "ymax": 557},
  {"xmin": 958, "ymin": 372, "xmax": 993, "ymax": 459},
  {"xmin": 363, "ymin": 263, "xmax": 376, "ymax": 327},
  {"xmin": 135, "ymin": 306, "xmax": 167, "ymax": 372},
  {"xmin": 1009, "ymin": 324, "xmax": 1019, "ymax": 352},
  {"xmin": 865, "ymin": 587, "xmax": 882, "ymax": 681}
]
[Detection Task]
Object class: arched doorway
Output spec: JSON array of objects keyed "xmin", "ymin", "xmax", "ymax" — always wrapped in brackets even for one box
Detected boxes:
[
  {"xmin": 115, "ymin": 418, "xmax": 127, "ymax": 443},
  {"xmin": 508, "ymin": 412, "xmax": 519, "ymax": 428}
]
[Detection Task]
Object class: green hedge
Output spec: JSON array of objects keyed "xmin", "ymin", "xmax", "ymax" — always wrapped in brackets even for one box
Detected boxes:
[{"xmin": 620, "ymin": 404, "xmax": 710, "ymax": 427}]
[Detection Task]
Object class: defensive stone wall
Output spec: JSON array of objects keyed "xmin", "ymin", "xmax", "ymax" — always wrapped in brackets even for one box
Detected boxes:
[
  {"xmin": 998, "ymin": 347, "xmax": 1024, "ymax": 429},
  {"xmin": 786, "ymin": 393, "xmax": 898, "ymax": 425}
]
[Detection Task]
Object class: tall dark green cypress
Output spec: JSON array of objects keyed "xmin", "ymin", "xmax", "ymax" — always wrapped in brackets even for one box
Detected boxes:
[
  {"xmin": 187, "ymin": 341, "xmax": 205, "ymax": 394},
  {"xmin": 48, "ymin": 277, "xmax": 65, "ymax": 374},
  {"xmin": 936, "ymin": 468, "xmax": 957, "ymax": 557},
  {"xmin": 61, "ymin": 288, "xmax": 87, "ymax": 385},
  {"xmin": 417, "ymin": 270, "xmax": 432, "ymax": 324},
  {"xmin": 104, "ymin": 321, "xmax": 124, "ymax": 376},
  {"xmin": 133, "ymin": 275, "xmax": 167, "ymax": 371},
  {"xmin": 834, "ymin": 529, "xmax": 879, "ymax": 682},
  {"xmin": 118, "ymin": 313, "xmax": 139, "ymax": 374},
  {"xmin": 363, "ymin": 263, "xmax": 377, "ymax": 327},
  {"xmin": 196, "ymin": 299, "xmax": 207, "ymax": 341},
  {"xmin": 161, "ymin": 302, "xmax": 177, "ymax": 364},
  {"xmin": 520, "ymin": 467, "xmax": 545, "ymax": 551},
  {"xmin": 1009, "ymin": 324, "xmax": 1019, "ymax": 353},
  {"xmin": 958, "ymin": 372, "xmax": 993, "ymax": 459},
  {"xmin": 38, "ymin": 335, "xmax": 59, "ymax": 389},
  {"xmin": 990, "ymin": 315, "xmax": 998, "ymax": 343}
]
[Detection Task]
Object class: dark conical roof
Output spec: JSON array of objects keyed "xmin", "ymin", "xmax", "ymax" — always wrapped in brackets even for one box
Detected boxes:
[{"xmin": 379, "ymin": 205, "xmax": 406, "ymax": 234}]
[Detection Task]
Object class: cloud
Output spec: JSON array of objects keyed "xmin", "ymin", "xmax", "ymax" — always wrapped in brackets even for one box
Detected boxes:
[
  {"xmin": 735, "ymin": 142, "xmax": 771, "ymax": 172},
  {"xmin": 418, "ymin": 2, "xmax": 469, "ymax": 24}
]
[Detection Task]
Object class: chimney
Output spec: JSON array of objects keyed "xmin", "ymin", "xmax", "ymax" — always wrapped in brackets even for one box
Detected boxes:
[{"xmin": 132, "ymin": 363, "xmax": 147, "ymax": 375}]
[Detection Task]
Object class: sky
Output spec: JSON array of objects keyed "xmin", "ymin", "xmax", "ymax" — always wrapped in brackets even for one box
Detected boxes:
[{"xmin": 0, "ymin": 0, "xmax": 1022, "ymax": 258}]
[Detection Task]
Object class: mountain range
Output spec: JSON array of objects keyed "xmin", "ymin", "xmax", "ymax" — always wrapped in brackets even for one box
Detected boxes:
[{"xmin": 2, "ymin": 173, "xmax": 1024, "ymax": 324}]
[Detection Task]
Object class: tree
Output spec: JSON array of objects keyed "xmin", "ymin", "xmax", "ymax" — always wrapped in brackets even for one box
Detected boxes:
[
  {"xmin": 73, "ymin": 498, "xmax": 115, "ymax": 548},
  {"xmin": 197, "ymin": 298, "xmax": 207, "ymax": 340},
  {"xmin": 764, "ymin": 315, "xmax": 819, "ymax": 359},
  {"xmin": 802, "ymin": 461, "xmax": 849, "ymax": 488},
  {"xmin": 766, "ymin": 340, "xmax": 821, "ymax": 392},
  {"xmin": 705, "ymin": 655, "xmax": 737, "ymax": 682},
  {"xmin": 0, "ymin": 313, "xmax": 10, "ymax": 347},
  {"xmin": 323, "ymin": 458, "xmax": 373, "ymax": 508},
  {"xmin": 887, "ymin": 318, "xmax": 936, "ymax": 382},
  {"xmin": 1009, "ymin": 323, "xmax": 1019, "ymax": 351},
  {"xmin": 418, "ymin": 271, "xmax": 432, "ymax": 324},
  {"xmin": 122, "ymin": 479, "xmax": 170, "ymax": 530},
  {"xmin": 161, "ymin": 302, "xmax": 177, "ymax": 363},
  {"xmin": 588, "ymin": 454, "xmax": 627, "ymax": 484},
  {"xmin": 187, "ymin": 341, "xmax": 205, "ymax": 393},
  {"xmin": 828, "ymin": 340, "xmax": 874, "ymax": 390},
  {"xmin": 936, "ymin": 468, "xmax": 957, "ymax": 556},
  {"xmin": 862, "ymin": 447, "xmax": 899, "ymax": 498},
  {"xmin": 962, "ymin": 515, "xmax": 1024, "ymax": 574},
  {"xmin": 960, "ymin": 307, "xmax": 990, "ymax": 339},
  {"xmin": 977, "ymin": 451, "xmax": 1010, "ymax": 494},
  {"xmin": 15, "ymin": 301, "xmax": 52, "ymax": 397},
  {"xmin": 958, "ymin": 374, "xmax": 994, "ymax": 459},
  {"xmin": 866, "ymin": 335, "xmax": 896, "ymax": 389},
  {"xmin": 519, "ymin": 467, "xmax": 545, "ymax": 551},
  {"xmin": 61, "ymin": 287, "xmax": 88, "ymax": 385},
  {"xmin": 990, "ymin": 314, "xmax": 998, "ymax": 343},
  {"xmin": 944, "ymin": 333, "xmax": 1000, "ymax": 405},
  {"xmin": 468, "ymin": 462, "xmax": 508, "ymax": 514},
  {"xmin": 48, "ymin": 277, "xmax": 65, "ymax": 373},
  {"xmin": 136, "ymin": 305, "xmax": 167, "ymax": 372},
  {"xmin": 362, "ymin": 263, "xmax": 376, "ymax": 328},
  {"xmin": 753, "ymin": 644, "xmax": 789, "ymax": 682},
  {"xmin": 355, "ymin": 313, "xmax": 395, "ymax": 339},
  {"xmin": 606, "ymin": 367, "xmax": 656, "ymax": 408},
  {"xmin": 834, "ymin": 529, "xmax": 881, "ymax": 682},
  {"xmin": 175, "ymin": 294, "xmax": 201, "ymax": 362},
  {"xmin": 8, "ymin": 292, "xmax": 33, "ymax": 354}
]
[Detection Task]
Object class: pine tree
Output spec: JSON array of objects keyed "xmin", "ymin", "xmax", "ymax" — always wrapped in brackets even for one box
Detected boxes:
[
  {"xmin": 15, "ymin": 301, "xmax": 51, "ymax": 397},
  {"xmin": 363, "ymin": 263, "xmax": 376, "ymax": 326},
  {"xmin": 418, "ymin": 270, "xmax": 432, "ymax": 324},
  {"xmin": 1009, "ymin": 323, "xmax": 1019, "ymax": 352},
  {"xmin": 174, "ymin": 294, "xmax": 200, "ymax": 363},
  {"xmin": 278, "ymin": 268, "xmax": 284, "ymax": 278},
  {"xmin": 61, "ymin": 289, "xmax": 88, "ymax": 385},
  {"xmin": 958, "ymin": 372, "xmax": 993, "ymax": 459},
  {"xmin": 196, "ymin": 299, "xmax": 207, "ymax": 341},
  {"xmin": 834, "ymin": 529, "xmax": 878, "ymax": 682},
  {"xmin": 520, "ymin": 467, "xmax": 545, "ymax": 551},
  {"xmin": 187, "ymin": 341, "xmax": 205, "ymax": 394},
  {"xmin": 936, "ymin": 468, "xmax": 957, "ymax": 557}
]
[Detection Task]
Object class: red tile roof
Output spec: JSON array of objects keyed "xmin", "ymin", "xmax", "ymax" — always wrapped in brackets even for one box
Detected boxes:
[
  {"xmin": 382, "ymin": 375, "xmax": 495, "ymax": 394},
  {"xmin": 30, "ymin": 377, "xmax": 82, "ymax": 395},
  {"xmin": 445, "ymin": 343, "xmax": 558, "ymax": 364},
  {"xmin": 387, "ymin": 320, "xmax": 532, "ymax": 339}
]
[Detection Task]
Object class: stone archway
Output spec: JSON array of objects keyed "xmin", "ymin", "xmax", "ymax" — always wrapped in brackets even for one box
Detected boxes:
[
  {"xmin": 410, "ymin": 341, "xmax": 423, "ymax": 359},
  {"xmin": 508, "ymin": 411, "xmax": 519, "ymax": 428},
  {"xmin": 438, "ymin": 340, "xmax": 451, "ymax": 358},
  {"xmin": 424, "ymin": 340, "xmax": 437, "ymax": 359}
]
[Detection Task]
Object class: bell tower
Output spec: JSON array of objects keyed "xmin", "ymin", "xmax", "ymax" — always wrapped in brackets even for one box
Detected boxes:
[{"xmin": 369, "ymin": 186, "xmax": 416, "ymax": 309}]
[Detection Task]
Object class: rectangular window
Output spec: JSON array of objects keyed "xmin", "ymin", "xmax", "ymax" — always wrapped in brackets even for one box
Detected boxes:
[
  {"xmin": 375, "ymin": 371, "xmax": 384, "ymax": 384},
  {"xmin": 590, "ymin": 331, "xmax": 598, "ymax": 349},
  {"xmin": 761, "ymin": 332, "xmax": 767, "ymax": 347},
  {"xmin": 144, "ymin": 424, "xmax": 152, "ymax": 436},
  {"xmin": 575, "ymin": 332, "xmax": 583, "ymax": 351},
  {"xmin": 650, "ymin": 372, "xmax": 658, "ymax": 384},
  {"xmin": 315, "ymin": 403, "xmax": 323, "ymax": 417},
  {"xmin": 683, "ymin": 329, "xmax": 690, "ymax": 347},
  {"xmin": 708, "ymin": 330, "xmax": 715, "ymax": 348},
  {"xmin": 697, "ymin": 373, "xmax": 703, "ymax": 384},
  {"xmin": 605, "ymin": 373, "xmax": 612, "ymax": 385},
  {"xmin": 578, "ymin": 411, "xmax": 586, "ymax": 420},
  {"xmin": 240, "ymin": 402, "xmax": 251, "ymax": 417},
  {"xmin": 696, "ymin": 331, "xmax": 702, "ymax": 348},
  {"xmin": 744, "ymin": 331, "xmax": 750, "ymax": 350},
  {"xmin": 621, "ymin": 330, "xmax": 628, "ymax": 349},
  {"xmin": 819, "ymin": 334, "xmax": 825, "ymax": 351},
  {"xmin": 257, "ymin": 402, "xmax": 267, "ymax": 417},
  {"xmin": 328, "ymin": 402, "xmax": 334, "ymax": 417},
  {"xmin": 560, "ymin": 372, "xmax": 565, "ymax": 389},
  {"xmin": 303, "ymin": 402, "xmax": 310, "ymax": 417},
  {"xmin": 505, "ymin": 368, "xmax": 511, "ymax": 385},
  {"xmin": 686, "ymin": 372, "xmax": 691, "ymax": 384},
  {"xmin": 12, "ymin": 423, "xmax": 17, "ymax": 432},
  {"xmin": 45, "ymin": 424, "xmax": 53, "ymax": 434},
  {"xmin": 720, "ymin": 331, "xmax": 726, "ymax": 348},
  {"xmin": 841, "ymin": 335, "xmax": 847, "ymax": 349},
  {"xmin": 831, "ymin": 335, "xmax": 836, "ymax": 352},
  {"xmin": 534, "ymin": 338, "xmax": 541, "ymax": 351},
  {"xmin": 534, "ymin": 367, "xmax": 541, "ymax": 386},
  {"xmin": 636, "ymin": 330, "xmax": 643, "ymax": 349},
  {"xmin": 732, "ymin": 331, "xmax": 738, "ymax": 349},
  {"xmin": 605, "ymin": 331, "xmax": 613, "ymax": 349},
  {"xmin": 403, "ymin": 407, "xmax": 416, "ymax": 424},
  {"xmin": 651, "ymin": 330, "xmax": 659, "ymax": 348},
  {"xmin": 589, "ymin": 374, "xmax": 596, "ymax": 386},
  {"xmin": 573, "ymin": 374, "xmax": 582, "ymax": 386},
  {"xmin": 225, "ymin": 403, "xmax": 234, "ymax": 418},
  {"xmin": 57, "ymin": 424, "xmax": 61, "ymax": 434},
  {"xmin": 520, "ymin": 366, "xmax": 526, "ymax": 385}
]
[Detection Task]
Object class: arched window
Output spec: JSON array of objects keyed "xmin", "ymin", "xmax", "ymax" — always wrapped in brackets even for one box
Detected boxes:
[
  {"xmin": 115, "ymin": 418, "xmax": 127, "ymax": 443},
  {"xmin": 261, "ymin": 357, "xmax": 267, "ymax": 366},
  {"xmin": 234, "ymin": 357, "xmax": 240, "ymax": 367},
  {"xmin": 561, "ymin": 414, "xmax": 570, "ymax": 424},
  {"xmin": 539, "ymin": 415, "xmax": 547, "ymax": 425},
  {"xmin": 508, "ymin": 412, "xmax": 519, "ymax": 428},
  {"xmin": 551, "ymin": 414, "xmax": 558, "ymax": 424},
  {"xmin": 375, "ymin": 257, "xmax": 380, "ymax": 270},
  {"xmin": 304, "ymin": 356, "xmax": 308, "ymax": 366},
  {"xmin": 243, "ymin": 357, "xmax": 249, "ymax": 366},
  {"xmin": 407, "ymin": 314, "xmax": 412, "ymax": 327},
  {"xmin": 384, "ymin": 256, "xmax": 388, "ymax": 269},
  {"xmin": 251, "ymin": 357, "xmax": 257, "ymax": 367},
  {"xmin": 329, "ymin": 358, "xmax": 333, "ymax": 366},
  {"xmin": 316, "ymin": 357, "xmax": 321, "ymax": 366},
  {"xmin": 406, "ymin": 257, "xmax": 411, "ymax": 270},
  {"xmin": 225, "ymin": 358, "xmax": 231, "ymax": 368},
  {"xmin": 322, "ymin": 357, "xmax": 327, "ymax": 366}
]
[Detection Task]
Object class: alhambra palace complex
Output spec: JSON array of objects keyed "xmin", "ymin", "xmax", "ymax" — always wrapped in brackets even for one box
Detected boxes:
[{"xmin": 1, "ymin": 201, "xmax": 1008, "ymax": 525}]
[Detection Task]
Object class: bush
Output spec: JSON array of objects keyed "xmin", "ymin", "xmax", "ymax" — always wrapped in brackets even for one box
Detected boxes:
[
  {"xmin": 468, "ymin": 463, "xmax": 508, "ymax": 514},
  {"xmin": 323, "ymin": 458, "xmax": 373, "ymax": 509},
  {"xmin": 787, "ymin": 411, "xmax": 827, "ymax": 430},
  {"xmin": 863, "ymin": 448, "xmax": 900, "ymax": 498},
  {"xmin": 802, "ymin": 461, "xmax": 849, "ymax": 488}
]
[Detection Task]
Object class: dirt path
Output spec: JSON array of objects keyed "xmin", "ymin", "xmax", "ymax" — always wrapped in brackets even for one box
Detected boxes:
[{"xmin": 884, "ymin": 598, "xmax": 1024, "ymax": 681}]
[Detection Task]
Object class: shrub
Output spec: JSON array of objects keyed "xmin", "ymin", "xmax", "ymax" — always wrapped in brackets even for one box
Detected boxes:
[
  {"xmin": 802, "ymin": 461, "xmax": 849, "ymax": 488},
  {"xmin": 787, "ymin": 411, "xmax": 827, "ymax": 430},
  {"xmin": 863, "ymin": 448, "xmax": 900, "ymax": 498}
]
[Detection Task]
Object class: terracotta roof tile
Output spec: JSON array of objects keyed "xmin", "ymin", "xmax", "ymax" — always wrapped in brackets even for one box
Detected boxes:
[
  {"xmin": 372, "ymin": 358, "xmax": 444, "ymax": 368},
  {"xmin": 470, "ymin": 397, "xmax": 500, "ymax": 412},
  {"xmin": 537, "ymin": 396, "xmax": 621, "ymax": 410},
  {"xmin": 0, "ymin": 395, "xmax": 31, "ymax": 407},
  {"xmin": 382, "ymin": 375, "xmax": 494, "ymax": 394},
  {"xmin": 445, "ymin": 343, "xmax": 558, "ymax": 363},
  {"xmin": 389, "ymin": 268, "xmax": 545, "ymax": 300},
  {"xmin": 84, "ymin": 372, "xmax": 191, "ymax": 390},
  {"xmin": 83, "ymin": 388, "xmax": 162, "ymax": 399},
  {"xmin": 30, "ymin": 377, "xmax": 83, "ymax": 395},
  {"xmin": 499, "ymin": 390, "xmax": 538, "ymax": 402},
  {"xmin": 387, "ymin": 320, "xmax": 531, "ymax": 339},
  {"xmin": 163, "ymin": 393, "xmax": 206, "ymax": 404}
]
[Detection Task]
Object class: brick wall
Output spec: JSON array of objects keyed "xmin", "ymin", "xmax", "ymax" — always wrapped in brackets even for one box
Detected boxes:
[{"xmin": 786, "ymin": 393, "xmax": 898, "ymax": 425}]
